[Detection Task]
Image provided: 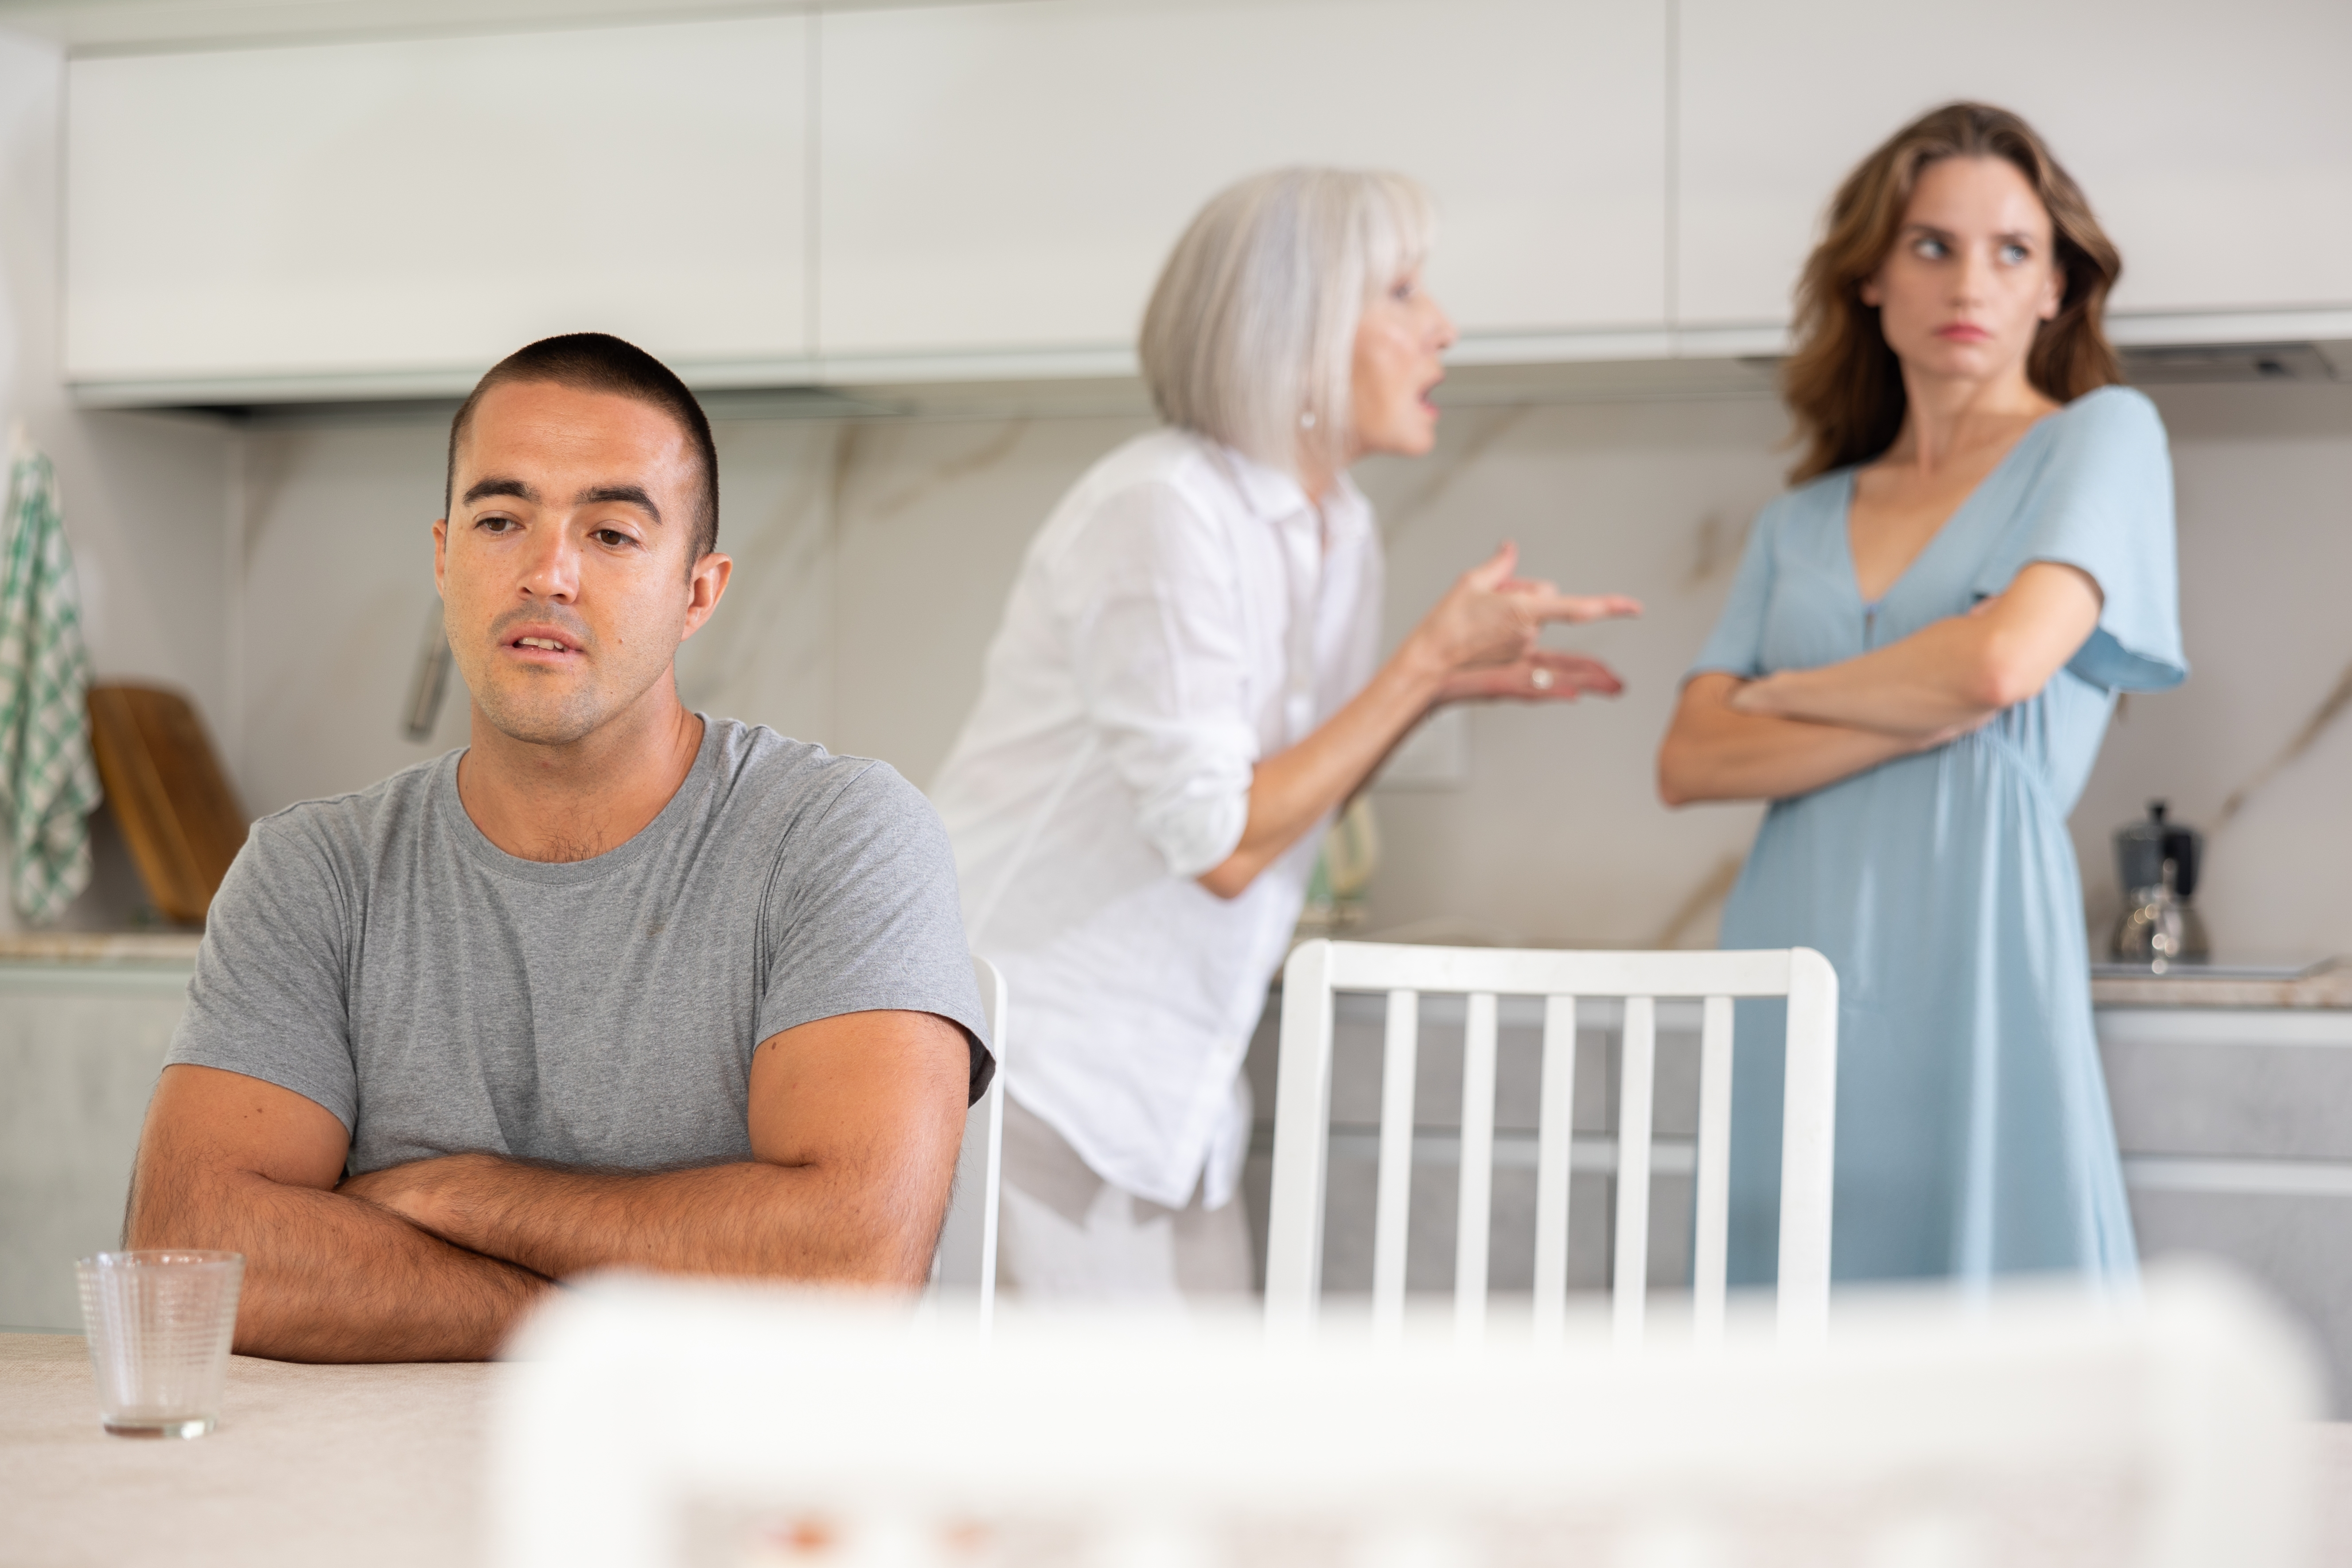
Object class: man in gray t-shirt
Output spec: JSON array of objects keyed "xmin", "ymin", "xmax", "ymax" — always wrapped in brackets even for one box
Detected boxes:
[{"xmin": 128, "ymin": 334, "xmax": 990, "ymax": 1362}]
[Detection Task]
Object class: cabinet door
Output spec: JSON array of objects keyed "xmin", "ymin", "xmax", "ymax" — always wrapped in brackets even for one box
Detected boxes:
[
  {"xmin": 818, "ymin": 0, "xmax": 1667, "ymax": 366},
  {"xmin": 1678, "ymin": 0, "xmax": 2352, "ymax": 328},
  {"xmin": 0, "ymin": 971, "xmax": 191, "ymax": 1331},
  {"xmin": 65, "ymin": 17, "xmax": 810, "ymax": 390}
]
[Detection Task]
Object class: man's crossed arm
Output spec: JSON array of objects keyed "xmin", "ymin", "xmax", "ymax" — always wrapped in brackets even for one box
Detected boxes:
[{"xmin": 125, "ymin": 1010, "xmax": 973, "ymax": 1363}]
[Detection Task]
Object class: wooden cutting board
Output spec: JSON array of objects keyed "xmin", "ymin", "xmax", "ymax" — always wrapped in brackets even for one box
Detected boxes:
[{"xmin": 86, "ymin": 684, "xmax": 247, "ymax": 925}]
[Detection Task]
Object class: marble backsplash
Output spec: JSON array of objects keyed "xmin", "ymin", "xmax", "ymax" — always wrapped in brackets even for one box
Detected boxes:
[{"xmin": 66, "ymin": 377, "xmax": 2352, "ymax": 958}]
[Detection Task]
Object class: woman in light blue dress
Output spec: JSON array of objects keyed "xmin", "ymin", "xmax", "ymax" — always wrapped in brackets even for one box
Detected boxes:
[{"xmin": 1658, "ymin": 103, "xmax": 2185, "ymax": 1285}]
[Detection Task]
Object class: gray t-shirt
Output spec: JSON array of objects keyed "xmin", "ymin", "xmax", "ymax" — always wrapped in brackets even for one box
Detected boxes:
[{"xmin": 168, "ymin": 717, "xmax": 992, "ymax": 1176}]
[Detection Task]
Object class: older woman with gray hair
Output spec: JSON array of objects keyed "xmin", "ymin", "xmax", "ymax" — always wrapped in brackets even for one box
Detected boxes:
[{"xmin": 931, "ymin": 168, "xmax": 1640, "ymax": 1300}]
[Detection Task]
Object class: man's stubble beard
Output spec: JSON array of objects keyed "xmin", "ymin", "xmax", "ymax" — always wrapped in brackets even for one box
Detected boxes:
[
  {"xmin": 449, "ymin": 630, "xmax": 634, "ymax": 750},
  {"xmin": 446, "ymin": 593, "xmax": 690, "ymax": 752},
  {"xmin": 469, "ymin": 668, "xmax": 611, "ymax": 748}
]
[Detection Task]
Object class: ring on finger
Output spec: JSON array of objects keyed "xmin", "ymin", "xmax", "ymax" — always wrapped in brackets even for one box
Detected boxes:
[{"xmin": 1530, "ymin": 667, "xmax": 1555, "ymax": 690}]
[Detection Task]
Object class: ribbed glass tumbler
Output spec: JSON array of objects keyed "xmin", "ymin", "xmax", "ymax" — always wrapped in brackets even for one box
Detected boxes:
[{"xmin": 75, "ymin": 1250, "xmax": 245, "ymax": 1439}]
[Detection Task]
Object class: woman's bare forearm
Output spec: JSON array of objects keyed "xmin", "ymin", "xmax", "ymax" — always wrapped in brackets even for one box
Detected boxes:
[
  {"xmin": 1197, "ymin": 649, "xmax": 1446, "ymax": 898},
  {"xmin": 1659, "ymin": 673, "xmax": 1933, "ymax": 805},
  {"xmin": 1197, "ymin": 545, "xmax": 1640, "ymax": 899},
  {"xmin": 1731, "ymin": 564, "xmax": 2103, "ymax": 739},
  {"xmin": 1730, "ymin": 617, "xmax": 2008, "ymax": 738}
]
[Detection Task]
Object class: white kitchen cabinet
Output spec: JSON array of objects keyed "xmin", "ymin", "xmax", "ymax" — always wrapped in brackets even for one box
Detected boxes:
[
  {"xmin": 2097, "ymin": 1005, "xmax": 2352, "ymax": 1412},
  {"xmin": 64, "ymin": 16, "xmax": 810, "ymax": 398},
  {"xmin": 1677, "ymin": 0, "xmax": 2352, "ymax": 335},
  {"xmin": 57, "ymin": 0, "xmax": 2352, "ymax": 407},
  {"xmin": 817, "ymin": 0, "xmax": 1669, "ymax": 372},
  {"xmin": 0, "ymin": 962, "xmax": 191, "ymax": 1332}
]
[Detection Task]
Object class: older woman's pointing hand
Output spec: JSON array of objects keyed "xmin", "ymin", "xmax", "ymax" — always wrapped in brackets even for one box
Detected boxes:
[{"xmin": 1411, "ymin": 540, "xmax": 1642, "ymax": 700}]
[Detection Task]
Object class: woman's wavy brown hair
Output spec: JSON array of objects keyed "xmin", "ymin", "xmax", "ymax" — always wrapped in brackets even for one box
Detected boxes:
[{"xmin": 1782, "ymin": 101, "xmax": 2124, "ymax": 483}]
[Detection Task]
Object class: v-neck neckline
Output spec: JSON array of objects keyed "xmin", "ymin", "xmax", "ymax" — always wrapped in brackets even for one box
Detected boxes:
[{"xmin": 1837, "ymin": 409, "xmax": 2059, "ymax": 624}]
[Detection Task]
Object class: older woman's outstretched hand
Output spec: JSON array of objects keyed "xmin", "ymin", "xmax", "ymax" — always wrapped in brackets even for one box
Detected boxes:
[
  {"xmin": 1196, "ymin": 542, "xmax": 1639, "ymax": 899},
  {"xmin": 1410, "ymin": 542, "xmax": 1641, "ymax": 702}
]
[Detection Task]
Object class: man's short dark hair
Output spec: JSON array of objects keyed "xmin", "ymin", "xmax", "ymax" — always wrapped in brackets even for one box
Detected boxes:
[{"xmin": 445, "ymin": 333, "xmax": 720, "ymax": 564}]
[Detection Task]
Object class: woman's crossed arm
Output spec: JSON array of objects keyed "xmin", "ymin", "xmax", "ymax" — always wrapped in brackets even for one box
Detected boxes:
[{"xmin": 1658, "ymin": 561, "xmax": 2101, "ymax": 805}]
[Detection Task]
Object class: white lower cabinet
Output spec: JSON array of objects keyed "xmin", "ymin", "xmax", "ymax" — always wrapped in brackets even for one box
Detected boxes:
[
  {"xmin": 2098, "ymin": 1006, "xmax": 2352, "ymax": 1412},
  {"xmin": 0, "ymin": 965, "xmax": 191, "ymax": 1331}
]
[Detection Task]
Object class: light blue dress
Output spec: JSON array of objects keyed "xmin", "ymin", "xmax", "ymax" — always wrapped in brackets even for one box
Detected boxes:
[{"xmin": 1691, "ymin": 387, "xmax": 2186, "ymax": 1285}]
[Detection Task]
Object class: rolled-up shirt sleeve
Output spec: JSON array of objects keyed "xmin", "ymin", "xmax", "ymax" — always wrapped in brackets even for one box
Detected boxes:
[{"xmin": 1051, "ymin": 481, "xmax": 1258, "ymax": 879}]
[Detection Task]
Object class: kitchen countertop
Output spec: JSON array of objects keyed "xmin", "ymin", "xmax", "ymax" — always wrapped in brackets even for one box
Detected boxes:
[
  {"xmin": 0, "ymin": 932, "xmax": 201, "ymax": 965},
  {"xmin": 1275, "ymin": 945, "xmax": 2352, "ymax": 1013},
  {"xmin": 2091, "ymin": 958, "xmax": 2352, "ymax": 1010},
  {"xmin": 11, "ymin": 932, "xmax": 2345, "ymax": 1008}
]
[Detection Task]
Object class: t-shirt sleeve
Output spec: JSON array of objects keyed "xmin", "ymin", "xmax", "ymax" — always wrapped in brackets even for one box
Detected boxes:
[
  {"xmin": 1686, "ymin": 499, "xmax": 1782, "ymax": 681},
  {"xmin": 165, "ymin": 815, "xmax": 359, "ymax": 1131},
  {"xmin": 1971, "ymin": 386, "xmax": 2187, "ymax": 693},
  {"xmin": 759, "ymin": 762, "xmax": 996, "ymax": 1104},
  {"xmin": 1049, "ymin": 481, "xmax": 1257, "ymax": 881}
]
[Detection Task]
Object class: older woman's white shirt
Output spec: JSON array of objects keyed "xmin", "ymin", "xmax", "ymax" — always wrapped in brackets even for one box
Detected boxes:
[{"xmin": 931, "ymin": 430, "xmax": 1382, "ymax": 1211}]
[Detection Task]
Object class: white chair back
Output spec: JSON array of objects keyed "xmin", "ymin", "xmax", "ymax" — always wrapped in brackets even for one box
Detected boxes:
[
  {"xmin": 1264, "ymin": 940, "xmax": 1838, "ymax": 1345},
  {"xmin": 928, "ymin": 955, "xmax": 1008, "ymax": 1327},
  {"xmin": 497, "ymin": 1266, "xmax": 2320, "ymax": 1568}
]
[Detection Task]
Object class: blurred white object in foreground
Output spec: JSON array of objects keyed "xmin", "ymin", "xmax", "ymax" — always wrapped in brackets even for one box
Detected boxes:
[{"xmin": 495, "ymin": 1263, "xmax": 2317, "ymax": 1568}]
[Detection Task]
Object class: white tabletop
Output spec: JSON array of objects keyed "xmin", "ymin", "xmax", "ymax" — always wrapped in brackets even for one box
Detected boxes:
[{"xmin": 0, "ymin": 1333, "xmax": 494, "ymax": 1568}]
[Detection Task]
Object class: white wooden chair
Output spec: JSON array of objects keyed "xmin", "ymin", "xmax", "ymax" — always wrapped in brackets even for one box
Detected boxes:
[
  {"xmin": 499, "ymin": 1266, "xmax": 2319, "ymax": 1568},
  {"xmin": 1264, "ymin": 940, "xmax": 1839, "ymax": 1346},
  {"xmin": 928, "ymin": 955, "xmax": 1008, "ymax": 1328}
]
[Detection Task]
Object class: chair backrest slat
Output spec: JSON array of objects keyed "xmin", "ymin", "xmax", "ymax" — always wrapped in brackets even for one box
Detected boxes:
[
  {"xmin": 1266, "ymin": 940, "xmax": 1339, "ymax": 1338},
  {"xmin": 1453, "ymin": 992, "xmax": 1500, "ymax": 1341},
  {"xmin": 1530, "ymin": 994, "xmax": 1579, "ymax": 1343},
  {"xmin": 1692, "ymin": 995, "xmax": 1736, "ymax": 1346},
  {"xmin": 1610, "ymin": 996, "xmax": 1657, "ymax": 1346},
  {"xmin": 1776, "ymin": 949, "xmax": 1841, "ymax": 1343},
  {"xmin": 928, "ymin": 956, "xmax": 1009, "ymax": 1331},
  {"xmin": 1266, "ymin": 942, "xmax": 1838, "ymax": 1346},
  {"xmin": 1370, "ymin": 989, "xmax": 1420, "ymax": 1335},
  {"xmin": 1318, "ymin": 942, "xmax": 1800, "ymax": 999}
]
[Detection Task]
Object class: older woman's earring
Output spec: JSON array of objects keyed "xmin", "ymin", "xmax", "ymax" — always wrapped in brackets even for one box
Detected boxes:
[{"xmin": 1300, "ymin": 411, "xmax": 1317, "ymax": 429}]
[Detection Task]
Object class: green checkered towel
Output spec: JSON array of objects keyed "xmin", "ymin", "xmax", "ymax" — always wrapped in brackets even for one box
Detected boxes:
[{"xmin": 0, "ymin": 432, "xmax": 102, "ymax": 924}]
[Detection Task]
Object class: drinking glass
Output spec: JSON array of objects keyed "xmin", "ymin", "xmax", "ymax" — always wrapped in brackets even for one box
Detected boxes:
[{"xmin": 75, "ymin": 1250, "xmax": 245, "ymax": 1439}]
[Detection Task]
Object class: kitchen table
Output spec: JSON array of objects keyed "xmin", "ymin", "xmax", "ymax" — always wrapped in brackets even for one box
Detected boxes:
[
  {"xmin": 0, "ymin": 1332, "xmax": 491, "ymax": 1568},
  {"xmin": 7, "ymin": 1329, "xmax": 2352, "ymax": 1565}
]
